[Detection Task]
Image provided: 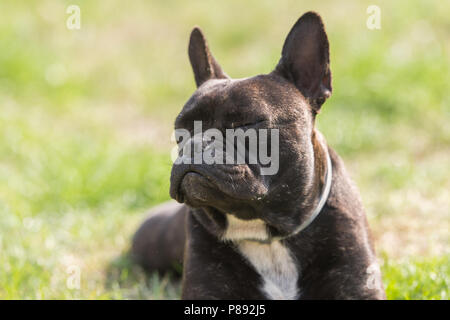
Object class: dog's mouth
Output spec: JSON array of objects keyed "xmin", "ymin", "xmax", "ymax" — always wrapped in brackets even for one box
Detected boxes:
[
  {"xmin": 170, "ymin": 163, "xmax": 266, "ymax": 209},
  {"xmin": 170, "ymin": 165, "xmax": 216, "ymax": 205},
  {"xmin": 175, "ymin": 171, "xmax": 206, "ymax": 203}
]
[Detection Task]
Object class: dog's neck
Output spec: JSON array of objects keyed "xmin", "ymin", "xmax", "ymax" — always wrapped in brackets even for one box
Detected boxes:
[{"xmin": 280, "ymin": 130, "xmax": 332, "ymax": 238}]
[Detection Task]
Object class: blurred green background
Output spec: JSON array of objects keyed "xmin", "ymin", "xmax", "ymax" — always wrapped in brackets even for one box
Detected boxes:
[{"xmin": 0, "ymin": 0, "xmax": 448, "ymax": 299}]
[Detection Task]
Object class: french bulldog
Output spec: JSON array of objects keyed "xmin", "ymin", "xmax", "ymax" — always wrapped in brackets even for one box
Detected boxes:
[{"xmin": 132, "ymin": 11, "xmax": 385, "ymax": 300}]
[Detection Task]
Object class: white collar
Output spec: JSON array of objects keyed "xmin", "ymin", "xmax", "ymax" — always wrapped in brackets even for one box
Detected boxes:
[
  {"xmin": 268, "ymin": 146, "xmax": 332, "ymax": 242},
  {"xmin": 288, "ymin": 148, "xmax": 332, "ymax": 236}
]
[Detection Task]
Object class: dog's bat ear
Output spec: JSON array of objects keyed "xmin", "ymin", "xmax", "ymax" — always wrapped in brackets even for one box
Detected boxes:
[
  {"xmin": 188, "ymin": 27, "xmax": 228, "ymax": 87},
  {"xmin": 274, "ymin": 12, "xmax": 332, "ymax": 111}
]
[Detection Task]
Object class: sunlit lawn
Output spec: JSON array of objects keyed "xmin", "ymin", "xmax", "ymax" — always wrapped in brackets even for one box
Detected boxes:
[{"xmin": 0, "ymin": 0, "xmax": 448, "ymax": 299}]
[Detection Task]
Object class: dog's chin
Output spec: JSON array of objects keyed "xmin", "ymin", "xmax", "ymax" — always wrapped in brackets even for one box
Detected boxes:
[
  {"xmin": 177, "ymin": 173, "xmax": 258, "ymax": 219},
  {"xmin": 178, "ymin": 172, "xmax": 220, "ymax": 207}
]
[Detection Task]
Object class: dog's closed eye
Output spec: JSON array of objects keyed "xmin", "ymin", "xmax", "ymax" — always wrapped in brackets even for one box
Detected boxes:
[{"xmin": 231, "ymin": 119, "xmax": 266, "ymax": 129}]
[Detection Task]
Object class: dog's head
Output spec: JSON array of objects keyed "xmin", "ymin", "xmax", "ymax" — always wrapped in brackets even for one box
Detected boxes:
[{"xmin": 170, "ymin": 12, "xmax": 332, "ymax": 239}]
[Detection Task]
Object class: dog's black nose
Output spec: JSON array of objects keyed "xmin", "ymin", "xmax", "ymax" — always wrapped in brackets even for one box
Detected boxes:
[{"xmin": 177, "ymin": 133, "xmax": 217, "ymax": 163}]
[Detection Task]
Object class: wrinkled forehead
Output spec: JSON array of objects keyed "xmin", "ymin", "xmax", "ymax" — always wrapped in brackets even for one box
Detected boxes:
[{"xmin": 176, "ymin": 75, "xmax": 308, "ymax": 127}]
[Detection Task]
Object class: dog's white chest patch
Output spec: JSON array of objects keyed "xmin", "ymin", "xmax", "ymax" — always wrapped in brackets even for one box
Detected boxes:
[
  {"xmin": 237, "ymin": 240, "xmax": 299, "ymax": 300},
  {"xmin": 222, "ymin": 215, "xmax": 269, "ymax": 242},
  {"xmin": 222, "ymin": 214, "xmax": 299, "ymax": 299}
]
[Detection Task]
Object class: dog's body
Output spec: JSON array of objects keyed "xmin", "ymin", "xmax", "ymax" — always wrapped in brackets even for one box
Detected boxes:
[{"xmin": 132, "ymin": 12, "xmax": 385, "ymax": 299}]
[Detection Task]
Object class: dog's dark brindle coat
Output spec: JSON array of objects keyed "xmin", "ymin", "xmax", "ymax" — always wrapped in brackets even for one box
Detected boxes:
[{"xmin": 132, "ymin": 12, "xmax": 385, "ymax": 300}]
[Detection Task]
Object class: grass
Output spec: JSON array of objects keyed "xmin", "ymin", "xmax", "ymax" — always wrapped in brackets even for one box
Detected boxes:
[
  {"xmin": 0, "ymin": 0, "xmax": 448, "ymax": 299},
  {"xmin": 383, "ymin": 255, "xmax": 449, "ymax": 300}
]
